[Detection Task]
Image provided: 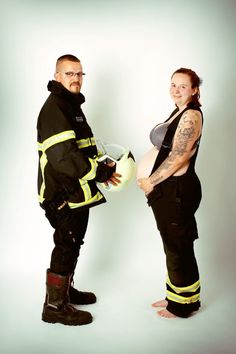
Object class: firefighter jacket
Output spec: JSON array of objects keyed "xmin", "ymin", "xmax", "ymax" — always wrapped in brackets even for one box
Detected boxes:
[{"xmin": 37, "ymin": 80, "xmax": 113, "ymax": 209}]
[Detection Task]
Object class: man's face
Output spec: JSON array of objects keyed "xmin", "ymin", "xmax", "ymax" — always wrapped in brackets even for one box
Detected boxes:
[{"xmin": 54, "ymin": 60, "xmax": 84, "ymax": 94}]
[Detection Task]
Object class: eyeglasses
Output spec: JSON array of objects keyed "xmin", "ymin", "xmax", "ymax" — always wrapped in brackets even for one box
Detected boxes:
[{"xmin": 57, "ymin": 71, "xmax": 86, "ymax": 78}]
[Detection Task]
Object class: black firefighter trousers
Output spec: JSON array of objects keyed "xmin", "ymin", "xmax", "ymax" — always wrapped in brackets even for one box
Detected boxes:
[
  {"xmin": 147, "ymin": 171, "xmax": 202, "ymax": 317},
  {"xmin": 43, "ymin": 201, "xmax": 89, "ymax": 276}
]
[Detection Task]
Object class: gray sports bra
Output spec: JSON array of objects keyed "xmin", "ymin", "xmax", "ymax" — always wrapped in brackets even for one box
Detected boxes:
[
  {"xmin": 150, "ymin": 120, "xmax": 201, "ymax": 150},
  {"xmin": 149, "ymin": 122, "xmax": 170, "ymax": 150}
]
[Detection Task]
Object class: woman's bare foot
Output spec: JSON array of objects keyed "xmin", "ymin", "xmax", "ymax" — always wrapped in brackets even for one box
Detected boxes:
[
  {"xmin": 152, "ymin": 299, "xmax": 168, "ymax": 308},
  {"xmin": 158, "ymin": 309, "xmax": 176, "ymax": 318}
]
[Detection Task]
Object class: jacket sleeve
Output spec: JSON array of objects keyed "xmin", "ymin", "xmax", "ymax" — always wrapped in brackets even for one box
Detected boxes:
[{"xmin": 38, "ymin": 102, "xmax": 105, "ymax": 181}]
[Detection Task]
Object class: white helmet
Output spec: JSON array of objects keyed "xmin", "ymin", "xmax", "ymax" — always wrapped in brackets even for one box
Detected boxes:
[{"xmin": 96, "ymin": 142, "xmax": 136, "ymax": 192}]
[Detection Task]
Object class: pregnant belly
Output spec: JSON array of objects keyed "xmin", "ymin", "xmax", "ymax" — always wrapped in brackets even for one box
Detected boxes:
[{"xmin": 136, "ymin": 146, "xmax": 159, "ymax": 179}]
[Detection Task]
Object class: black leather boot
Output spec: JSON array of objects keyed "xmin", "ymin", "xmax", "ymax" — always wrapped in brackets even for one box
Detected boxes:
[
  {"xmin": 42, "ymin": 270, "xmax": 92, "ymax": 326},
  {"xmin": 69, "ymin": 286, "xmax": 97, "ymax": 305}
]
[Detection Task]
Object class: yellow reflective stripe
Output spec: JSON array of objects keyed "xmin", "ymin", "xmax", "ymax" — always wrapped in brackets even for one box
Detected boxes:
[
  {"xmin": 166, "ymin": 291, "xmax": 200, "ymax": 304},
  {"xmin": 39, "ymin": 152, "xmax": 48, "ymax": 203},
  {"xmin": 38, "ymin": 195, "xmax": 45, "ymax": 203},
  {"xmin": 80, "ymin": 180, "xmax": 92, "ymax": 201},
  {"xmin": 167, "ymin": 276, "xmax": 200, "ymax": 294},
  {"xmin": 38, "ymin": 130, "xmax": 76, "ymax": 152},
  {"xmin": 39, "ymin": 190, "xmax": 103, "ymax": 207},
  {"xmin": 81, "ymin": 158, "xmax": 97, "ymax": 181},
  {"xmin": 76, "ymin": 137, "xmax": 96, "ymax": 149},
  {"xmin": 68, "ymin": 191, "xmax": 104, "ymax": 209}
]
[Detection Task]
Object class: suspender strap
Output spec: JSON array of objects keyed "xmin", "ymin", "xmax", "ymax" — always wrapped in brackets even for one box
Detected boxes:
[{"xmin": 150, "ymin": 108, "xmax": 183, "ymax": 175}]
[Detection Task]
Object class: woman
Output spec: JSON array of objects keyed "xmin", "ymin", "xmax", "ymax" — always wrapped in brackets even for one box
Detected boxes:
[{"xmin": 137, "ymin": 68, "xmax": 203, "ymax": 318}]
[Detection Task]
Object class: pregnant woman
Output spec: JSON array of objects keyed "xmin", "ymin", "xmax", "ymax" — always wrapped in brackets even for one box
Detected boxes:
[{"xmin": 137, "ymin": 68, "xmax": 203, "ymax": 318}]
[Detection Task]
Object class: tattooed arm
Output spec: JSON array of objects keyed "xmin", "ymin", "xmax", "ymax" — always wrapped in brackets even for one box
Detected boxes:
[{"xmin": 137, "ymin": 110, "xmax": 202, "ymax": 194}]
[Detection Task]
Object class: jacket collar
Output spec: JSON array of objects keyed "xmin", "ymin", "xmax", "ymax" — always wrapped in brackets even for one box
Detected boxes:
[{"xmin": 47, "ymin": 80, "xmax": 85, "ymax": 107}]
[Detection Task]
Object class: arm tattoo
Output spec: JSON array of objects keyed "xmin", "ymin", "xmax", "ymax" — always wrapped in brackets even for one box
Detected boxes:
[{"xmin": 150, "ymin": 112, "xmax": 199, "ymax": 186}]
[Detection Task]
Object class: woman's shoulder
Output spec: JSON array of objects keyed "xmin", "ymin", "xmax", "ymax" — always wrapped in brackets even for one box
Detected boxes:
[
  {"xmin": 178, "ymin": 109, "xmax": 203, "ymax": 131},
  {"xmin": 184, "ymin": 108, "xmax": 202, "ymax": 117}
]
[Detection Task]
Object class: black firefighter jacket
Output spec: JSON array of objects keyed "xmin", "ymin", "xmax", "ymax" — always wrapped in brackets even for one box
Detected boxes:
[{"xmin": 37, "ymin": 80, "xmax": 112, "ymax": 209}]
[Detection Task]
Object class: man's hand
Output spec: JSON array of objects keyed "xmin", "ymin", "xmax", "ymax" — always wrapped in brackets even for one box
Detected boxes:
[
  {"xmin": 104, "ymin": 172, "xmax": 122, "ymax": 186},
  {"xmin": 104, "ymin": 161, "xmax": 122, "ymax": 186}
]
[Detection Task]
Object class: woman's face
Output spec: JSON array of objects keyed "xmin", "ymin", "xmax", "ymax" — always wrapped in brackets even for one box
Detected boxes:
[{"xmin": 170, "ymin": 73, "xmax": 197, "ymax": 108}]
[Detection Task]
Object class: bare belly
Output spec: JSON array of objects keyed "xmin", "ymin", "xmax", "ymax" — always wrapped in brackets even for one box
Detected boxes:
[
  {"xmin": 136, "ymin": 147, "xmax": 158, "ymax": 179},
  {"xmin": 136, "ymin": 146, "xmax": 190, "ymax": 179}
]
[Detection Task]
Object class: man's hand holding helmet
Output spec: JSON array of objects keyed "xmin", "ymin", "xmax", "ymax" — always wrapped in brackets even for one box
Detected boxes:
[{"xmin": 104, "ymin": 161, "xmax": 122, "ymax": 187}]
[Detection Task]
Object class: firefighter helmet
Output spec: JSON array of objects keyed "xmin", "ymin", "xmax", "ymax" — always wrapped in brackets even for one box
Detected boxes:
[{"xmin": 96, "ymin": 142, "xmax": 136, "ymax": 192}]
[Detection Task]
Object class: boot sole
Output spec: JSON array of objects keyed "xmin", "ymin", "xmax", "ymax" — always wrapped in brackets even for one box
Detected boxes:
[{"xmin": 42, "ymin": 314, "xmax": 93, "ymax": 326}]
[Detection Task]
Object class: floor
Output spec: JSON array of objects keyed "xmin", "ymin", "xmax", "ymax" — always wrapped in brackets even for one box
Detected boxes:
[{"xmin": 1, "ymin": 188, "xmax": 236, "ymax": 354}]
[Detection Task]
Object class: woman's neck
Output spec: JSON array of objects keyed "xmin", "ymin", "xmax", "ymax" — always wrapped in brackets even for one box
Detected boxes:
[{"xmin": 177, "ymin": 104, "xmax": 187, "ymax": 111}]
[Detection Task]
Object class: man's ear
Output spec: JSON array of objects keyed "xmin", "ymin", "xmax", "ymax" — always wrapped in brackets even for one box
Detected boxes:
[{"xmin": 54, "ymin": 72, "xmax": 60, "ymax": 82}]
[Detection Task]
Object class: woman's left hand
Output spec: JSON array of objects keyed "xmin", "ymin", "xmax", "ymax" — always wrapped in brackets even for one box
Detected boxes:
[{"xmin": 137, "ymin": 177, "xmax": 154, "ymax": 195}]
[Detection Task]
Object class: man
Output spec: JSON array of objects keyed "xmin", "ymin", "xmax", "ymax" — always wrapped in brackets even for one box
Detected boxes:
[{"xmin": 37, "ymin": 54, "xmax": 121, "ymax": 326}]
